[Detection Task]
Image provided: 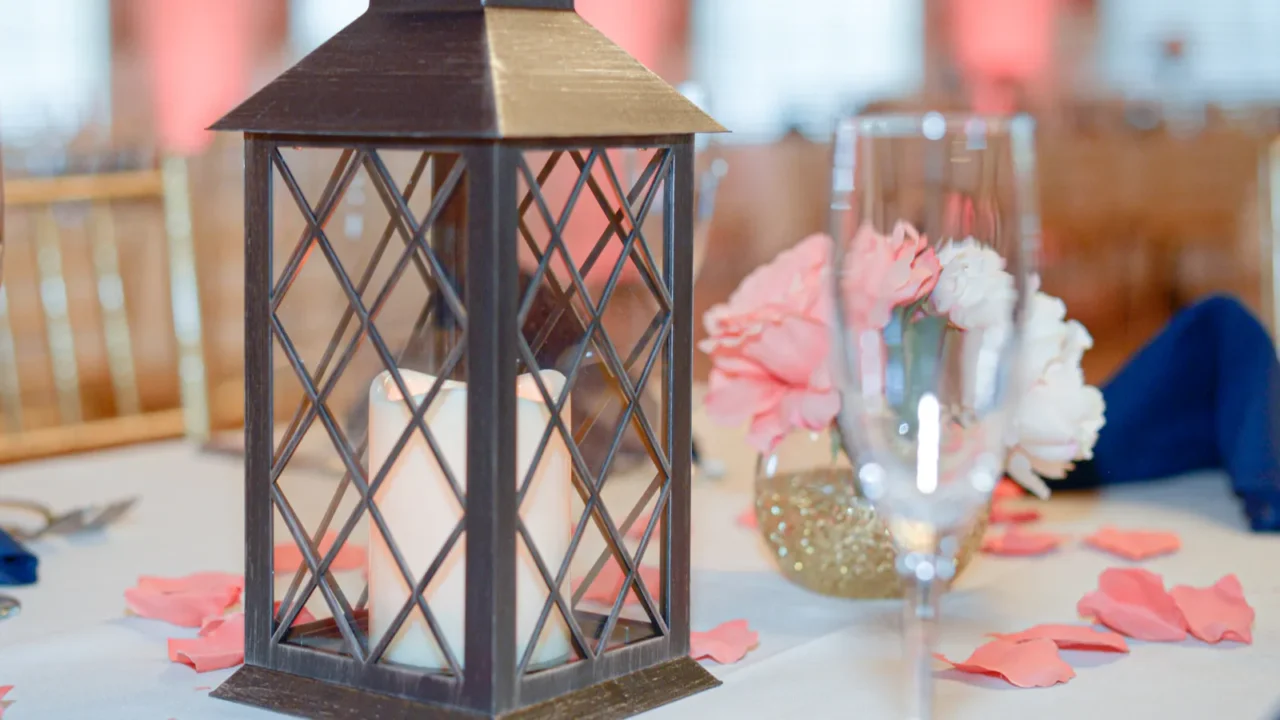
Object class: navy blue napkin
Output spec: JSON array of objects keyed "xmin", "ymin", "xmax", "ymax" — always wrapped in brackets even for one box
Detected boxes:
[
  {"xmin": 1058, "ymin": 296, "xmax": 1280, "ymax": 531},
  {"xmin": 0, "ymin": 527, "xmax": 37, "ymax": 585}
]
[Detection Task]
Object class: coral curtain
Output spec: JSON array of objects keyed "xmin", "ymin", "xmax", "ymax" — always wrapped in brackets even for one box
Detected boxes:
[
  {"xmin": 577, "ymin": 0, "xmax": 674, "ymax": 73},
  {"xmin": 949, "ymin": 0, "xmax": 1055, "ymax": 113},
  {"xmin": 131, "ymin": 0, "xmax": 257, "ymax": 155}
]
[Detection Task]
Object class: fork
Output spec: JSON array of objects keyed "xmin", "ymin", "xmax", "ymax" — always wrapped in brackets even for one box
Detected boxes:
[{"xmin": 0, "ymin": 497, "xmax": 139, "ymax": 542}]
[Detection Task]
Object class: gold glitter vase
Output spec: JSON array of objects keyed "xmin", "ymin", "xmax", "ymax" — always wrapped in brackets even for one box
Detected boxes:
[{"xmin": 754, "ymin": 428, "xmax": 987, "ymax": 599}]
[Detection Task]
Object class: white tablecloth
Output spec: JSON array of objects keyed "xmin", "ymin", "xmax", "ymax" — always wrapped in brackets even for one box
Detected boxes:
[{"xmin": 1, "ymin": 430, "xmax": 1279, "ymax": 719}]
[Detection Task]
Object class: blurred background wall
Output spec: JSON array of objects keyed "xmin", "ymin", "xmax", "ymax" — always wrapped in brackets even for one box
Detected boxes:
[{"xmin": 1, "ymin": 0, "xmax": 1277, "ymax": 440}]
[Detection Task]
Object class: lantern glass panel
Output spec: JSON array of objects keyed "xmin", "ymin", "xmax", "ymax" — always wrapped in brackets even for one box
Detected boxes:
[
  {"xmin": 512, "ymin": 145, "xmax": 675, "ymax": 677},
  {"xmin": 267, "ymin": 145, "xmax": 471, "ymax": 677}
]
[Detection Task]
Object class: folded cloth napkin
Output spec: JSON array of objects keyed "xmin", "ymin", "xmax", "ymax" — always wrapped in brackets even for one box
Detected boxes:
[
  {"xmin": 0, "ymin": 527, "xmax": 37, "ymax": 585},
  {"xmin": 1058, "ymin": 296, "xmax": 1280, "ymax": 531}
]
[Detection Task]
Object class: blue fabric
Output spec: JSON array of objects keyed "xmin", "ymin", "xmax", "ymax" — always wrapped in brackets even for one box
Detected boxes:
[
  {"xmin": 1057, "ymin": 296, "xmax": 1280, "ymax": 531},
  {"xmin": 0, "ymin": 527, "xmax": 37, "ymax": 586}
]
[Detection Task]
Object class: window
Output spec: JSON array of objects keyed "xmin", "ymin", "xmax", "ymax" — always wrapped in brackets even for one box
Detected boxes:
[
  {"xmin": 691, "ymin": 0, "xmax": 924, "ymax": 143},
  {"xmin": 289, "ymin": 0, "xmax": 368, "ymax": 58},
  {"xmin": 1099, "ymin": 0, "xmax": 1280, "ymax": 102},
  {"xmin": 0, "ymin": 0, "xmax": 111, "ymax": 146}
]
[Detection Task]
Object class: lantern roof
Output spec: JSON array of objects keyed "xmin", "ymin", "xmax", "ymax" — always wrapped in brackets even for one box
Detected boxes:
[{"xmin": 211, "ymin": 0, "xmax": 725, "ymax": 140}]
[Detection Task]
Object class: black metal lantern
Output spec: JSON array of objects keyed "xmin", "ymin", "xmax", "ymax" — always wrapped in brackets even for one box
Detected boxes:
[{"xmin": 210, "ymin": 1, "xmax": 724, "ymax": 718}]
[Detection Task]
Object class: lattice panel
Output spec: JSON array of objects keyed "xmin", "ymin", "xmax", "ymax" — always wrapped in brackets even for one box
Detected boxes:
[
  {"xmin": 269, "ymin": 147, "xmax": 471, "ymax": 680},
  {"xmin": 512, "ymin": 147, "xmax": 675, "ymax": 676}
]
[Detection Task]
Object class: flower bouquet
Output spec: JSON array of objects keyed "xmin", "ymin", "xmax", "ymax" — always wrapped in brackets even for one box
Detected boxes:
[{"xmin": 701, "ymin": 224, "xmax": 1105, "ymax": 596}]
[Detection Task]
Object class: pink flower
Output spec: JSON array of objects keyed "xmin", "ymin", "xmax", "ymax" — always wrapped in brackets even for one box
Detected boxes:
[
  {"xmin": 701, "ymin": 234, "xmax": 839, "ymax": 453},
  {"xmin": 700, "ymin": 224, "xmax": 941, "ymax": 454},
  {"xmin": 842, "ymin": 222, "xmax": 941, "ymax": 330}
]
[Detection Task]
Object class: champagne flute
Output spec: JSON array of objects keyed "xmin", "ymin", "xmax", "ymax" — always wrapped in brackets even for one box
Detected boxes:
[{"xmin": 827, "ymin": 113, "xmax": 1039, "ymax": 719}]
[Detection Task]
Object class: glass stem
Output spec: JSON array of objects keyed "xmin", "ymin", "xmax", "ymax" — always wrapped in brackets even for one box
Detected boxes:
[{"xmin": 902, "ymin": 560, "xmax": 946, "ymax": 720}]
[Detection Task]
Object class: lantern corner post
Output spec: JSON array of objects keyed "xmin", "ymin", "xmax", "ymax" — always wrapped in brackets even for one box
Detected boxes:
[
  {"xmin": 666, "ymin": 136, "xmax": 695, "ymax": 655},
  {"xmin": 461, "ymin": 140, "xmax": 522, "ymax": 715},
  {"xmin": 242, "ymin": 133, "xmax": 277, "ymax": 667}
]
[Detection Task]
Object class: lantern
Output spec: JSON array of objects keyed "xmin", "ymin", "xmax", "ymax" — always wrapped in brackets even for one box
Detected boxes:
[{"xmin": 209, "ymin": 0, "xmax": 725, "ymax": 718}]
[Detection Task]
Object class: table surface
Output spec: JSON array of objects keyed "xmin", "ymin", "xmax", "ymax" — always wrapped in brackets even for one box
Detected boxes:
[{"xmin": 2, "ymin": 415, "xmax": 1279, "ymax": 719}]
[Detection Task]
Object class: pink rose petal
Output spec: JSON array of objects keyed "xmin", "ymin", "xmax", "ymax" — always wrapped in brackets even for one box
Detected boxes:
[
  {"xmin": 1170, "ymin": 574, "xmax": 1255, "ymax": 644},
  {"xmin": 198, "ymin": 613, "xmax": 232, "ymax": 637},
  {"xmin": 935, "ymin": 638, "xmax": 1074, "ymax": 688},
  {"xmin": 747, "ymin": 316, "xmax": 831, "ymax": 386},
  {"xmin": 736, "ymin": 507, "xmax": 757, "ymax": 530},
  {"xmin": 701, "ymin": 234, "xmax": 839, "ymax": 454},
  {"xmin": 702, "ymin": 227, "xmax": 940, "ymax": 453},
  {"xmin": 989, "ymin": 624, "xmax": 1129, "ymax": 652},
  {"xmin": 273, "ymin": 531, "xmax": 368, "ymax": 573},
  {"xmin": 198, "ymin": 603, "xmax": 316, "ymax": 638},
  {"xmin": 126, "ymin": 573, "xmax": 245, "ymax": 628},
  {"xmin": 1077, "ymin": 568, "xmax": 1187, "ymax": 641},
  {"xmin": 690, "ymin": 619, "xmax": 758, "ymax": 664},
  {"xmin": 988, "ymin": 502, "xmax": 1041, "ymax": 525},
  {"xmin": 270, "ymin": 600, "xmax": 318, "ymax": 628},
  {"xmin": 993, "ymin": 477, "xmax": 1026, "ymax": 499},
  {"xmin": 169, "ymin": 613, "xmax": 246, "ymax": 673},
  {"xmin": 137, "ymin": 572, "xmax": 244, "ymax": 596},
  {"xmin": 843, "ymin": 223, "xmax": 942, "ymax": 330},
  {"xmin": 572, "ymin": 563, "xmax": 662, "ymax": 607},
  {"xmin": 981, "ymin": 527, "xmax": 1064, "ymax": 556},
  {"xmin": 125, "ymin": 585, "xmax": 242, "ymax": 628},
  {"xmin": 0, "ymin": 685, "xmax": 12, "ymax": 718},
  {"xmin": 1084, "ymin": 527, "xmax": 1180, "ymax": 561}
]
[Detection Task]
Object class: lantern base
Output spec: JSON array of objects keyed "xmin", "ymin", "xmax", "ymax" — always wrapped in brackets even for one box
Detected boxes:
[{"xmin": 212, "ymin": 656, "xmax": 720, "ymax": 719}]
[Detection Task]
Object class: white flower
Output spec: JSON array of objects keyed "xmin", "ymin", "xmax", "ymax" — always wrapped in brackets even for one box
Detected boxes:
[
  {"xmin": 1007, "ymin": 356, "xmax": 1106, "ymax": 498},
  {"xmin": 930, "ymin": 238, "xmax": 1016, "ymax": 330},
  {"xmin": 1018, "ymin": 291, "xmax": 1094, "ymax": 393},
  {"xmin": 928, "ymin": 237, "xmax": 1105, "ymax": 497}
]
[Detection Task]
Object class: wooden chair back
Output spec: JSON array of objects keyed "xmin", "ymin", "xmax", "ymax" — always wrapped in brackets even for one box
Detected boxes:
[{"xmin": 0, "ymin": 157, "xmax": 210, "ymax": 463}]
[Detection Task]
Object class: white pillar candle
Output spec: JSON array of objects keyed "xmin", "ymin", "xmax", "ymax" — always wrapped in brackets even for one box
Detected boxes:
[{"xmin": 367, "ymin": 368, "xmax": 573, "ymax": 670}]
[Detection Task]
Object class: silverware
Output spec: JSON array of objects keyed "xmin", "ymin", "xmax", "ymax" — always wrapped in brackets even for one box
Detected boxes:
[
  {"xmin": 0, "ymin": 496, "xmax": 139, "ymax": 542},
  {"xmin": 0, "ymin": 595, "xmax": 18, "ymax": 622}
]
